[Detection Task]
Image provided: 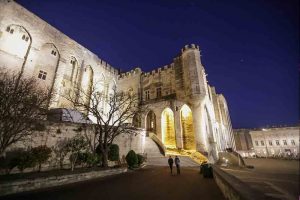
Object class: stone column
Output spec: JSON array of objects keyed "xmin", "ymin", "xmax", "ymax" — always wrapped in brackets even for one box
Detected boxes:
[
  {"xmin": 156, "ymin": 112, "xmax": 162, "ymax": 142},
  {"xmin": 191, "ymin": 101, "xmax": 207, "ymax": 153},
  {"xmin": 174, "ymin": 105, "xmax": 183, "ymax": 149}
]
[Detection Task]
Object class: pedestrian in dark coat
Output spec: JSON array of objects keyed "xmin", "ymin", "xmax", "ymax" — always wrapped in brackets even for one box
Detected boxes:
[
  {"xmin": 175, "ymin": 156, "xmax": 180, "ymax": 175},
  {"xmin": 168, "ymin": 156, "xmax": 174, "ymax": 174}
]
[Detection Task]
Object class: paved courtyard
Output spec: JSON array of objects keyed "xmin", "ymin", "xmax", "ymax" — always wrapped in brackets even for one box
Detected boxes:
[
  {"xmin": 223, "ymin": 158, "xmax": 299, "ymax": 200},
  {"xmin": 1, "ymin": 166, "xmax": 225, "ymax": 200}
]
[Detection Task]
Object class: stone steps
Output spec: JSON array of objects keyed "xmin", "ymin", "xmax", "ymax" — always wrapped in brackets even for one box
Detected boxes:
[{"xmin": 144, "ymin": 137, "xmax": 199, "ymax": 167}]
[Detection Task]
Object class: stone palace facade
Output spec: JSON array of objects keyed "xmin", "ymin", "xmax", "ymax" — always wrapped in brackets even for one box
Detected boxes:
[
  {"xmin": 0, "ymin": 1, "xmax": 235, "ymax": 162},
  {"xmin": 234, "ymin": 126, "xmax": 299, "ymax": 158}
]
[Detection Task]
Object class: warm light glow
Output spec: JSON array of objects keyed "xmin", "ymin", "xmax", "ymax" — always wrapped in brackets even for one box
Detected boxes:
[
  {"xmin": 180, "ymin": 104, "xmax": 196, "ymax": 150},
  {"xmin": 161, "ymin": 108, "xmax": 176, "ymax": 148},
  {"xmin": 181, "ymin": 104, "xmax": 190, "ymax": 118},
  {"xmin": 0, "ymin": 25, "xmax": 30, "ymax": 58}
]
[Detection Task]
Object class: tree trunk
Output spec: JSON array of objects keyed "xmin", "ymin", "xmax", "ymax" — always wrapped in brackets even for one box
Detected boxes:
[{"xmin": 102, "ymin": 150, "xmax": 108, "ymax": 168}]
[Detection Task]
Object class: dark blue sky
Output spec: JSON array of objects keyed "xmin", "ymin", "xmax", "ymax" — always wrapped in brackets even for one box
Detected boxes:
[{"xmin": 17, "ymin": 0, "xmax": 299, "ymax": 129}]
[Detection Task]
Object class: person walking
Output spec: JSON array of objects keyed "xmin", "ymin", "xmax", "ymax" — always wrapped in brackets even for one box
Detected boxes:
[
  {"xmin": 175, "ymin": 156, "xmax": 180, "ymax": 175},
  {"xmin": 168, "ymin": 156, "xmax": 174, "ymax": 174}
]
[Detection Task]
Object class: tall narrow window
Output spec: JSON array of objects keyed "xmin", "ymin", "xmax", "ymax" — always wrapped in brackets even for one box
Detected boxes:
[
  {"xmin": 145, "ymin": 90, "xmax": 150, "ymax": 100},
  {"xmin": 156, "ymin": 87, "xmax": 162, "ymax": 98},
  {"xmin": 276, "ymin": 140, "xmax": 280, "ymax": 146},
  {"xmin": 255, "ymin": 141, "xmax": 259, "ymax": 146},
  {"xmin": 268, "ymin": 140, "xmax": 273, "ymax": 146},
  {"xmin": 38, "ymin": 70, "xmax": 47, "ymax": 80},
  {"xmin": 260, "ymin": 140, "xmax": 265, "ymax": 146}
]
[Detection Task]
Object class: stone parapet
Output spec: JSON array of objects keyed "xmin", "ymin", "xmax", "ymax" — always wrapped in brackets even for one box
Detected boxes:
[{"xmin": 212, "ymin": 166, "xmax": 266, "ymax": 200}]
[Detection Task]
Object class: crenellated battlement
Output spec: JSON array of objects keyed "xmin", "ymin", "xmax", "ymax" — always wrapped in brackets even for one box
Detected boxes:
[
  {"xmin": 118, "ymin": 67, "xmax": 142, "ymax": 79},
  {"xmin": 180, "ymin": 44, "xmax": 200, "ymax": 53},
  {"xmin": 98, "ymin": 59, "xmax": 119, "ymax": 75},
  {"xmin": 142, "ymin": 63, "xmax": 174, "ymax": 78},
  {"xmin": 120, "ymin": 44, "xmax": 200, "ymax": 79}
]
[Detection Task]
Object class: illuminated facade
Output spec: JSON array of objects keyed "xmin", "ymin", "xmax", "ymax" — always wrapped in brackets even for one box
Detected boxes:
[
  {"xmin": 234, "ymin": 127, "xmax": 299, "ymax": 159},
  {"xmin": 0, "ymin": 1, "xmax": 235, "ymax": 162},
  {"xmin": 250, "ymin": 127, "xmax": 299, "ymax": 158}
]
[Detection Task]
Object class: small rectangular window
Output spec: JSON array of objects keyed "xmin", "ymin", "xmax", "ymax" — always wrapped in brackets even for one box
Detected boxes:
[
  {"xmin": 268, "ymin": 140, "xmax": 272, "ymax": 146},
  {"xmin": 38, "ymin": 70, "xmax": 47, "ymax": 80},
  {"xmin": 276, "ymin": 140, "xmax": 280, "ymax": 146},
  {"xmin": 291, "ymin": 140, "xmax": 295, "ymax": 145},
  {"xmin": 283, "ymin": 140, "xmax": 287, "ymax": 145},
  {"xmin": 260, "ymin": 140, "xmax": 265, "ymax": 146},
  {"xmin": 255, "ymin": 141, "xmax": 259, "ymax": 146}
]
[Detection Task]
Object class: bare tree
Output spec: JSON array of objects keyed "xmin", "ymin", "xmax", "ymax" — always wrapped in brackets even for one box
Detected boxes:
[
  {"xmin": 0, "ymin": 71, "xmax": 52, "ymax": 156},
  {"xmin": 64, "ymin": 83, "xmax": 144, "ymax": 167}
]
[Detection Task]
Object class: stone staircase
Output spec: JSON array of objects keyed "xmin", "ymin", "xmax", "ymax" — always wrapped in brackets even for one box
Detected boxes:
[{"xmin": 144, "ymin": 137, "xmax": 200, "ymax": 167}]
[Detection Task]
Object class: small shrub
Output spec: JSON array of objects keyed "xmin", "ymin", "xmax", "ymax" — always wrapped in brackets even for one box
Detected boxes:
[
  {"xmin": 108, "ymin": 144, "xmax": 119, "ymax": 161},
  {"xmin": 76, "ymin": 152, "xmax": 88, "ymax": 165},
  {"xmin": 125, "ymin": 150, "xmax": 138, "ymax": 168},
  {"xmin": 137, "ymin": 154, "xmax": 145, "ymax": 166},
  {"xmin": 0, "ymin": 151, "xmax": 20, "ymax": 174},
  {"xmin": 66, "ymin": 135, "xmax": 88, "ymax": 171},
  {"xmin": 86, "ymin": 152, "xmax": 101, "ymax": 167},
  {"xmin": 52, "ymin": 139, "xmax": 69, "ymax": 169},
  {"xmin": 70, "ymin": 151, "xmax": 100, "ymax": 168},
  {"xmin": 16, "ymin": 150, "xmax": 36, "ymax": 172},
  {"xmin": 31, "ymin": 145, "xmax": 52, "ymax": 172}
]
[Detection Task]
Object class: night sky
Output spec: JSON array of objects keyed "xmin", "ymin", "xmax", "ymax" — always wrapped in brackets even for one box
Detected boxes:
[{"xmin": 17, "ymin": 0, "xmax": 299, "ymax": 129}]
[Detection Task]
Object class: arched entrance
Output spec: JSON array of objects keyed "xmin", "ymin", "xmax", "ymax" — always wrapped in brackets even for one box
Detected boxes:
[
  {"xmin": 132, "ymin": 114, "xmax": 141, "ymax": 128},
  {"xmin": 161, "ymin": 108, "xmax": 176, "ymax": 148},
  {"xmin": 146, "ymin": 110, "xmax": 156, "ymax": 133},
  {"xmin": 180, "ymin": 104, "xmax": 196, "ymax": 150}
]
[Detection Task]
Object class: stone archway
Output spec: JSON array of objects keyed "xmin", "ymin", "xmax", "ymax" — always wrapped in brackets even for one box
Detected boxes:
[
  {"xmin": 180, "ymin": 104, "xmax": 196, "ymax": 150},
  {"xmin": 161, "ymin": 107, "xmax": 176, "ymax": 148},
  {"xmin": 146, "ymin": 110, "xmax": 156, "ymax": 133}
]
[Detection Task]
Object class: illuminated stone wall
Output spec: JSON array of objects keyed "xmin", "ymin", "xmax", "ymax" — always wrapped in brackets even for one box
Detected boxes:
[
  {"xmin": 0, "ymin": 1, "xmax": 118, "ymax": 112},
  {"xmin": 161, "ymin": 108, "xmax": 176, "ymax": 148},
  {"xmin": 250, "ymin": 127, "xmax": 299, "ymax": 158},
  {"xmin": 180, "ymin": 105, "xmax": 196, "ymax": 150},
  {"xmin": 5, "ymin": 121, "xmax": 146, "ymax": 169},
  {"xmin": 0, "ymin": 1, "xmax": 236, "ymax": 162}
]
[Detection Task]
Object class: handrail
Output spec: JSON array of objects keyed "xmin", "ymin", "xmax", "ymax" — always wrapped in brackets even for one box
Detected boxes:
[{"xmin": 149, "ymin": 132, "xmax": 166, "ymax": 156}]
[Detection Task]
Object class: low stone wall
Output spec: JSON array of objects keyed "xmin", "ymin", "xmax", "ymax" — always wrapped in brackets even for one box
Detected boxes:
[
  {"xmin": 0, "ymin": 168, "xmax": 127, "ymax": 196},
  {"xmin": 3, "ymin": 121, "xmax": 145, "ymax": 173},
  {"xmin": 212, "ymin": 166, "xmax": 266, "ymax": 200}
]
